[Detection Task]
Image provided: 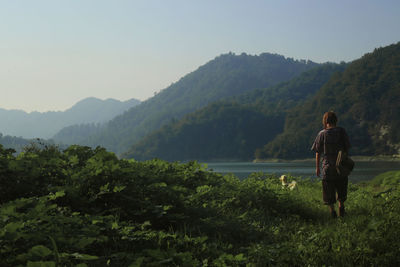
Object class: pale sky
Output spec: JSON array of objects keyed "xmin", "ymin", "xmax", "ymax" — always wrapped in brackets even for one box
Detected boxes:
[{"xmin": 0, "ymin": 0, "xmax": 399, "ymax": 112}]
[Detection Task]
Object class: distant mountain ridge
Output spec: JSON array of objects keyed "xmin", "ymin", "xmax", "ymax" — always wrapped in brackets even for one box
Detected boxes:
[
  {"xmin": 125, "ymin": 42, "xmax": 400, "ymax": 161},
  {"xmin": 258, "ymin": 42, "xmax": 400, "ymax": 159},
  {"xmin": 125, "ymin": 63, "xmax": 346, "ymax": 160},
  {"xmin": 0, "ymin": 97, "xmax": 140, "ymax": 139},
  {"xmin": 59, "ymin": 52, "xmax": 318, "ymax": 153}
]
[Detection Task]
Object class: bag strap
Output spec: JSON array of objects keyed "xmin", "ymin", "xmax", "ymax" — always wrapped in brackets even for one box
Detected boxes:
[{"xmin": 323, "ymin": 129, "xmax": 327, "ymax": 156}]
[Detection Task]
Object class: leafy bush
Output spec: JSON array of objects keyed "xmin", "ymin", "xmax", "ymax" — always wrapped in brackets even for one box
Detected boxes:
[{"xmin": 0, "ymin": 144, "xmax": 399, "ymax": 266}]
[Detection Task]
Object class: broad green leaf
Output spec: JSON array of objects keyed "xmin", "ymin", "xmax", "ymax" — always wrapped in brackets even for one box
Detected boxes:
[
  {"xmin": 4, "ymin": 221, "xmax": 24, "ymax": 233},
  {"xmin": 0, "ymin": 203, "xmax": 16, "ymax": 215},
  {"xmin": 27, "ymin": 261, "xmax": 56, "ymax": 267},
  {"xmin": 99, "ymin": 183, "xmax": 110, "ymax": 193},
  {"xmin": 129, "ymin": 257, "xmax": 145, "ymax": 267},
  {"xmin": 48, "ymin": 191, "xmax": 65, "ymax": 200},
  {"xmin": 113, "ymin": 185, "xmax": 126, "ymax": 192},
  {"xmin": 29, "ymin": 245, "xmax": 53, "ymax": 258},
  {"xmin": 76, "ymin": 237, "xmax": 97, "ymax": 249},
  {"xmin": 234, "ymin": 253, "xmax": 246, "ymax": 261},
  {"xmin": 70, "ymin": 253, "xmax": 99, "ymax": 260},
  {"xmin": 111, "ymin": 222, "xmax": 119, "ymax": 229}
]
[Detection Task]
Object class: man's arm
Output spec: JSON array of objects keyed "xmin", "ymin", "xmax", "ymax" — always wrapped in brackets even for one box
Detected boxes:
[{"xmin": 316, "ymin": 152, "xmax": 321, "ymax": 177}]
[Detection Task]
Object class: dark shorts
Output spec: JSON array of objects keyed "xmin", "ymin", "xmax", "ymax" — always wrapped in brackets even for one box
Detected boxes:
[{"xmin": 322, "ymin": 177, "xmax": 348, "ymax": 205}]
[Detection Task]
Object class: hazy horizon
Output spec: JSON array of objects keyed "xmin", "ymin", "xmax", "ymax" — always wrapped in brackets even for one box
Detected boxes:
[
  {"xmin": 1, "ymin": 0, "xmax": 399, "ymax": 112},
  {"xmin": 0, "ymin": 96, "xmax": 140, "ymax": 113}
]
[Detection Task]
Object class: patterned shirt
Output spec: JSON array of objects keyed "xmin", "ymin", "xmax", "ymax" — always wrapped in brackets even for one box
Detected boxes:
[{"xmin": 311, "ymin": 127, "xmax": 351, "ymax": 179}]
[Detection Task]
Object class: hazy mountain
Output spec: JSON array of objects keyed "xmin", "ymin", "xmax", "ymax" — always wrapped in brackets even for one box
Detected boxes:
[
  {"xmin": 124, "ymin": 63, "xmax": 346, "ymax": 161},
  {"xmin": 257, "ymin": 42, "xmax": 400, "ymax": 159},
  {"xmin": 67, "ymin": 52, "xmax": 318, "ymax": 153},
  {"xmin": 0, "ymin": 133, "xmax": 32, "ymax": 153},
  {"xmin": 52, "ymin": 123, "xmax": 104, "ymax": 146},
  {"xmin": 0, "ymin": 133, "xmax": 65, "ymax": 154},
  {"xmin": 0, "ymin": 97, "xmax": 140, "ymax": 139}
]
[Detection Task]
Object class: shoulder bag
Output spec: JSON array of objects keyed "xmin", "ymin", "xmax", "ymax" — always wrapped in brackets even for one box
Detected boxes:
[{"xmin": 336, "ymin": 150, "xmax": 355, "ymax": 176}]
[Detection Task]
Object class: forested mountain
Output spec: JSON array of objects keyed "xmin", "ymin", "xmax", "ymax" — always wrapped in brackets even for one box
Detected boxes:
[
  {"xmin": 0, "ymin": 97, "xmax": 140, "ymax": 139},
  {"xmin": 67, "ymin": 53, "xmax": 317, "ymax": 153},
  {"xmin": 125, "ymin": 102, "xmax": 283, "ymax": 160},
  {"xmin": 52, "ymin": 123, "xmax": 104, "ymax": 146},
  {"xmin": 257, "ymin": 42, "xmax": 400, "ymax": 159},
  {"xmin": 125, "ymin": 63, "xmax": 345, "ymax": 160},
  {"xmin": 0, "ymin": 134, "xmax": 32, "ymax": 153},
  {"xmin": 0, "ymin": 133, "xmax": 64, "ymax": 154}
]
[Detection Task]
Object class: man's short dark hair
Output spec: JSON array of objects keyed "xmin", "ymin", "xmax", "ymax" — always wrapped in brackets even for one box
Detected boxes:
[{"xmin": 323, "ymin": 111, "xmax": 337, "ymax": 129}]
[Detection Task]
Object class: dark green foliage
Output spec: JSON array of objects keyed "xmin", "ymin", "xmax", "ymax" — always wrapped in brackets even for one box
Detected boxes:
[
  {"xmin": 1, "ymin": 144, "xmax": 400, "ymax": 266},
  {"xmin": 76, "ymin": 53, "xmax": 317, "ymax": 154},
  {"xmin": 0, "ymin": 134, "xmax": 64, "ymax": 155},
  {"xmin": 126, "ymin": 102, "xmax": 284, "ymax": 161},
  {"xmin": 240, "ymin": 62, "xmax": 347, "ymax": 114},
  {"xmin": 259, "ymin": 42, "xmax": 400, "ymax": 159},
  {"xmin": 52, "ymin": 123, "xmax": 104, "ymax": 146},
  {"xmin": 126, "ymin": 43, "xmax": 399, "ymax": 161},
  {"xmin": 368, "ymin": 170, "xmax": 400, "ymax": 188},
  {"xmin": 125, "ymin": 63, "xmax": 345, "ymax": 161}
]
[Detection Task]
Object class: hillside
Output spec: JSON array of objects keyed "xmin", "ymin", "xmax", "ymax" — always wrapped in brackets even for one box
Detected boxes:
[
  {"xmin": 125, "ymin": 63, "xmax": 346, "ymax": 161},
  {"xmin": 1, "ymin": 144, "xmax": 399, "ymax": 266},
  {"xmin": 0, "ymin": 134, "xmax": 32, "ymax": 152},
  {"xmin": 0, "ymin": 133, "xmax": 66, "ymax": 154},
  {"xmin": 257, "ymin": 42, "xmax": 400, "ymax": 159},
  {"xmin": 125, "ymin": 102, "xmax": 284, "ymax": 161},
  {"xmin": 52, "ymin": 123, "xmax": 104, "ymax": 146},
  {"xmin": 69, "ymin": 53, "xmax": 318, "ymax": 154},
  {"xmin": 0, "ymin": 97, "xmax": 140, "ymax": 139}
]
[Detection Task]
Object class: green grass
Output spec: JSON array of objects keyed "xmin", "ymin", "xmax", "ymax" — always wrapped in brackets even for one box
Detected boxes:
[
  {"xmin": 0, "ymin": 144, "xmax": 399, "ymax": 266},
  {"xmin": 369, "ymin": 170, "xmax": 400, "ymax": 188}
]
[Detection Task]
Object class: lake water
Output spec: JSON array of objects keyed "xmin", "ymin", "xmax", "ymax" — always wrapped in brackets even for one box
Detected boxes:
[{"xmin": 205, "ymin": 161, "xmax": 400, "ymax": 183}]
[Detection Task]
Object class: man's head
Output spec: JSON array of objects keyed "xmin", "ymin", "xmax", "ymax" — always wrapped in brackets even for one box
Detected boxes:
[{"xmin": 322, "ymin": 111, "xmax": 337, "ymax": 129}]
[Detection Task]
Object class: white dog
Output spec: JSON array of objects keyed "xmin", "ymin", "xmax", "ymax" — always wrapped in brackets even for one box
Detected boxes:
[{"xmin": 279, "ymin": 175, "xmax": 297, "ymax": 190}]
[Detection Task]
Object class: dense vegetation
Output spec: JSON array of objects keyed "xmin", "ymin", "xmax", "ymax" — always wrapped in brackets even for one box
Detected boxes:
[
  {"xmin": 0, "ymin": 133, "xmax": 32, "ymax": 152},
  {"xmin": 128, "ymin": 43, "xmax": 400, "ymax": 161},
  {"xmin": 1, "ymin": 144, "xmax": 399, "ymax": 266},
  {"xmin": 53, "ymin": 123, "xmax": 104, "ymax": 146},
  {"xmin": 0, "ymin": 97, "xmax": 139, "ymax": 139},
  {"xmin": 63, "ymin": 53, "xmax": 317, "ymax": 154},
  {"xmin": 258, "ymin": 42, "xmax": 400, "ymax": 159},
  {"xmin": 0, "ymin": 134, "xmax": 64, "ymax": 154},
  {"xmin": 126, "ymin": 63, "xmax": 345, "ymax": 161},
  {"xmin": 125, "ymin": 102, "xmax": 284, "ymax": 160}
]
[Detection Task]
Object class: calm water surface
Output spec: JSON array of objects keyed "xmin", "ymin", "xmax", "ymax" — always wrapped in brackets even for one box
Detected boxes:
[{"xmin": 205, "ymin": 161, "xmax": 400, "ymax": 182}]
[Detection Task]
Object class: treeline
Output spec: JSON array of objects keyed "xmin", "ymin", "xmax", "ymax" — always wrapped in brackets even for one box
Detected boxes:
[
  {"xmin": 0, "ymin": 144, "xmax": 399, "ymax": 266},
  {"xmin": 52, "ymin": 123, "xmax": 104, "ymax": 146},
  {"xmin": 0, "ymin": 133, "xmax": 64, "ymax": 154},
  {"xmin": 125, "ymin": 102, "xmax": 284, "ymax": 160},
  {"xmin": 0, "ymin": 133, "xmax": 31, "ymax": 152},
  {"xmin": 127, "ymin": 42, "xmax": 400, "ymax": 161},
  {"xmin": 126, "ymin": 63, "xmax": 346, "ymax": 161},
  {"xmin": 258, "ymin": 42, "xmax": 400, "ymax": 159},
  {"xmin": 55, "ymin": 53, "xmax": 318, "ymax": 154}
]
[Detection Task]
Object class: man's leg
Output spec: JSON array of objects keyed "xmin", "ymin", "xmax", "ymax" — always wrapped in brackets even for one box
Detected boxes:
[{"xmin": 328, "ymin": 204, "xmax": 337, "ymax": 218}]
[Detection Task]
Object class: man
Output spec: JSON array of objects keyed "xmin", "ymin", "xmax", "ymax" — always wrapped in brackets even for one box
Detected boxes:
[{"xmin": 311, "ymin": 111, "xmax": 351, "ymax": 218}]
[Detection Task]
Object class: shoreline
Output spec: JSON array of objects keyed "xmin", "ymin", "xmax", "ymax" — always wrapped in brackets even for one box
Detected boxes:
[{"xmin": 253, "ymin": 155, "xmax": 400, "ymax": 163}]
